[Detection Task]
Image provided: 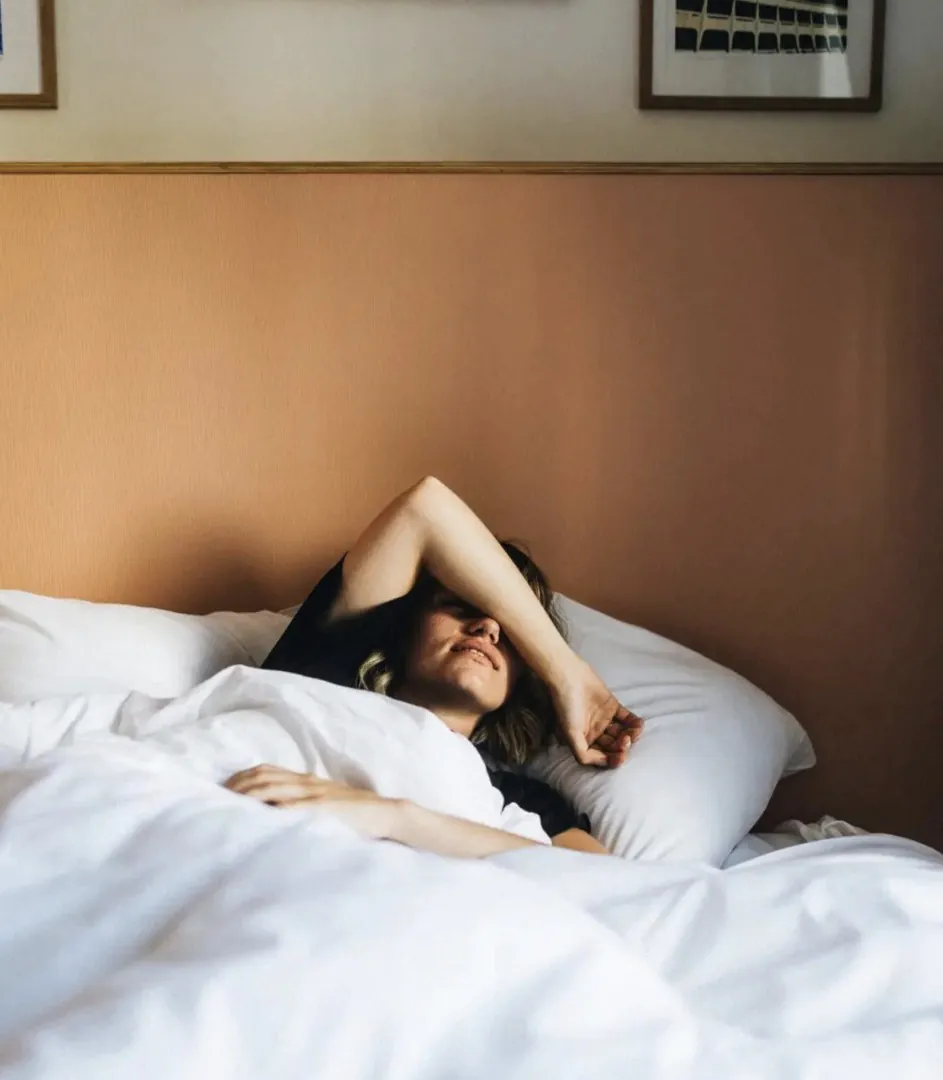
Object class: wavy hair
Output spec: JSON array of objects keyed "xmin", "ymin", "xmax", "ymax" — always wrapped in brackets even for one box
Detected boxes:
[{"xmin": 355, "ymin": 542, "xmax": 565, "ymax": 767}]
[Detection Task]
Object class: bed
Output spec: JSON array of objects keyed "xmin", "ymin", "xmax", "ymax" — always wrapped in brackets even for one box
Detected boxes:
[{"xmin": 0, "ymin": 590, "xmax": 941, "ymax": 1079}]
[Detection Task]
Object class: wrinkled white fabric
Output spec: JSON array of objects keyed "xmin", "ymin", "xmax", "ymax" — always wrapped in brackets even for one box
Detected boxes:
[
  {"xmin": 0, "ymin": 669, "xmax": 941, "ymax": 1080},
  {"xmin": 774, "ymin": 815, "xmax": 870, "ymax": 843},
  {"xmin": 0, "ymin": 665, "xmax": 550, "ymax": 845},
  {"xmin": 723, "ymin": 818, "xmax": 871, "ymax": 868}
]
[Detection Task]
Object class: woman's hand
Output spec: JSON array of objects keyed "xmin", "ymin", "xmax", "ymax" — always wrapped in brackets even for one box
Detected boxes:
[
  {"xmin": 223, "ymin": 765, "xmax": 400, "ymax": 841},
  {"xmin": 550, "ymin": 659, "xmax": 645, "ymax": 768},
  {"xmin": 224, "ymin": 764, "xmax": 542, "ymax": 859}
]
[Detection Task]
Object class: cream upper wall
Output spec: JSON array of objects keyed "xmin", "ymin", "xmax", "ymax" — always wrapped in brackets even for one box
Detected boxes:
[{"xmin": 0, "ymin": 0, "xmax": 941, "ymax": 163}]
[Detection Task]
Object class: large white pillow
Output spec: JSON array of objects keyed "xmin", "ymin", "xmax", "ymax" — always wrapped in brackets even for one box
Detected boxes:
[
  {"xmin": 0, "ymin": 591, "xmax": 290, "ymax": 703},
  {"xmin": 525, "ymin": 597, "xmax": 815, "ymax": 867}
]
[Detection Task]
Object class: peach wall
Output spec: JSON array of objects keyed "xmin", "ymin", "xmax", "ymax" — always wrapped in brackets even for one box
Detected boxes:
[{"xmin": 1, "ymin": 174, "xmax": 941, "ymax": 847}]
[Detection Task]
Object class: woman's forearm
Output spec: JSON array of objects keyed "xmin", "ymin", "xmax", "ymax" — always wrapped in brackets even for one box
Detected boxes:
[
  {"xmin": 405, "ymin": 478, "xmax": 581, "ymax": 692},
  {"xmin": 385, "ymin": 799, "xmax": 542, "ymax": 858},
  {"xmin": 338, "ymin": 477, "xmax": 578, "ymax": 690}
]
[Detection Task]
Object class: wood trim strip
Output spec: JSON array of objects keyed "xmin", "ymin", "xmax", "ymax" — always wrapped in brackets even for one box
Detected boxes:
[{"xmin": 0, "ymin": 161, "xmax": 941, "ymax": 176}]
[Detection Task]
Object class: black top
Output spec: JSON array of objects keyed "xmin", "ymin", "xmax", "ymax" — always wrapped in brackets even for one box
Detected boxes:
[{"xmin": 262, "ymin": 557, "xmax": 587, "ymax": 838}]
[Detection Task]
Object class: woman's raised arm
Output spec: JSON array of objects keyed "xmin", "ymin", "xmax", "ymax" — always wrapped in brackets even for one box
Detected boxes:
[{"xmin": 331, "ymin": 477, "xmax": 638, "ymax": 766}]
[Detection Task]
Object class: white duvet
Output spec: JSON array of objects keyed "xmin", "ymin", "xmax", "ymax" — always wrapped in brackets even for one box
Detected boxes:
[{"xmin": 0, "ymin": 667, "xmax": 941, "ymax": 1080}]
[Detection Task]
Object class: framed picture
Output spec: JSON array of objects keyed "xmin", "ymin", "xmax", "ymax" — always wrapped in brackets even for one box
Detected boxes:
[
  {"xmin": 640, "ymin": 1, "xmax": 886, "ymax": 112},
  {"xmin": 0, "ymin": 0, "xmax": 56, "ymax": 109}
]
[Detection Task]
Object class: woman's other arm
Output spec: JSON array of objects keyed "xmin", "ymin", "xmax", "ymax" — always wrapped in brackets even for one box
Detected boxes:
[
  {"xmin": 226, "ymin": 766, "xmax": 611, "ymax": 858},
  {"xmin": 384, "ymin": 809, "xmax": 610, "ymax": 858},
  {"xmin": 388, "ymin": 800, "xmax": 542, "ymax": 858},
  {"xmin": 226, "ymin": 766, "xmax": 538, "ymax": 858}
]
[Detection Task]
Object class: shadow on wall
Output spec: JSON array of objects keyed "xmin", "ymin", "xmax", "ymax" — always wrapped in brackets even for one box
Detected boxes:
[
  {"xmin": 120, "ymin": 512, "xmax": 306, "ymax": 614},
  {"xmin": 117, "ymin": 511, "xmax": 339, "ymax": 622}
]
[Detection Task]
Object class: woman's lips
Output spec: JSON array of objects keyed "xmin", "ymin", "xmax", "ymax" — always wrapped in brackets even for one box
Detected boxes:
[{"xmin": 451, "ymin": 643, "xmax": 498, "ymax": 669}]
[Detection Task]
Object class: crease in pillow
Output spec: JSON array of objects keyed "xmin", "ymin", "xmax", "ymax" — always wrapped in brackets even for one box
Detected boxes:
[{"xmin": 0, "ymin": 599, "xmax": 58, "ymax": 642}]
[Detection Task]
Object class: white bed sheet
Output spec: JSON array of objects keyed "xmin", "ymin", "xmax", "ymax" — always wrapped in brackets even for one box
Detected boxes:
[
  {"xmin": 723, "ymin": 832, "xmax": 787, "ymax": 866},
  {"xmin": 724, "ymin": 816, "xmax": 871, "ymax": 868},
  {"xmin": 1, "ymin": 667, "xmax": 941, "ymax": 1079}
]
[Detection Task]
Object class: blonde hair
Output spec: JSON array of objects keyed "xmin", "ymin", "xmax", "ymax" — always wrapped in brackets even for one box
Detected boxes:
[{"xmin": 355, "ymin": 542, "xmax": 565, "ymax": 766}]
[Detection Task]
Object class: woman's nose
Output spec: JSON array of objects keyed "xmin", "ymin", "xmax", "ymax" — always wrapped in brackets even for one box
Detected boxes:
[{"xmin": 467, "ymin": 616, "xmax": 500, "ymax": 645}]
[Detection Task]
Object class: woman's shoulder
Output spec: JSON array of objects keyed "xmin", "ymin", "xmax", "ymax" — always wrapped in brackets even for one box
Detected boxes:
[{"xmin": 261, "ymin": 554, "xmax": 397, "ymax": 683}]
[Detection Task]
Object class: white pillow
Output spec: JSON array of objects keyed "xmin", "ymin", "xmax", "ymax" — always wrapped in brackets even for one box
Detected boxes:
[
  {"xmin": 526, "ymin": 597, "xmax": 815, "ymax": 867},
  {"xmin": 0, "ymin": 590, "xmax": 290, "ymax": 704}
]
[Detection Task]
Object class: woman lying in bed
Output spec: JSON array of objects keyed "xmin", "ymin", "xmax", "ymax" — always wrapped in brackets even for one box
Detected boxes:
[{"xmin": 225, "ymin": 477, "xmax": 644, "ymax": 858}]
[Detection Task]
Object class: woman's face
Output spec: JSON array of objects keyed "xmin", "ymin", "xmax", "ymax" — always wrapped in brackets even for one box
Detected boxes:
[{"xmin": 402, "ymin": 587, "xmax": 521, "ymax": 716}]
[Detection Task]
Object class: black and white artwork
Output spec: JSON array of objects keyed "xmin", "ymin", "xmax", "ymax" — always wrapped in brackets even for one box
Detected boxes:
[
  {"xmin": 675, "ymin": 1, "xmax": 848, "ymax": 56},
  {"xmin": 640, "ymin": 0, "xmax": 884, "ymax": 111}
]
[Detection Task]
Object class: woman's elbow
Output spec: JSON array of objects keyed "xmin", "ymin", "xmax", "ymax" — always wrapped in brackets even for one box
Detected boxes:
[
  {"xmin": 402, "ymin": 475, "xmax": 451, "ymax": 521},
  {"xmin": 408, "ymin": 475, "xmax": 447, "ymax": 501},
  {"xmin": 551, "ymin": 829, "xmax": 611, "ymax": 856}
]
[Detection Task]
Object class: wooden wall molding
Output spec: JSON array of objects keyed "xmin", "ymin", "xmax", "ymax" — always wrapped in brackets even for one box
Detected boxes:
[{"xmin": 0, "ymin": 161, "xmax": 941, "ymax": 176}]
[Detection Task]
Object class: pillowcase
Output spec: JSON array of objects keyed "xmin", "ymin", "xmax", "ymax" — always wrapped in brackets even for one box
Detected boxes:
[
  {"xmin": 0, "ymin": 590, "xmax": 290, "ymax": 704},
  {"xmin": 525, "ymin": 596, "xmax": 815, "ymax": 867}
]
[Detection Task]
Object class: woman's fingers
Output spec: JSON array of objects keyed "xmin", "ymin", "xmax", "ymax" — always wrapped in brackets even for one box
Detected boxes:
[
  {"xmin": 606, "ymin": 709, "xmax": 645, "ymax": 746},
  {"xmin": 579, "ymin": 722, "xmax": 640, "ymax": 767},
  {"xmin": 595, "ymin": 731, "xmax": 630, "ymax": 767},
  {"xmin": 620, "ymin": 705, "xmax": 645, "ymax": 735},
  {"xmin": 594, "ymin": 729, "xmax": 622, "ymax": 751},
  {"xmin": 567, "ymin": 728, "xmax": 610, "ymax": 768},
  {"xmin": 591, "ymin": 698, "xmax": 642, "ymax": 744},
  {"xmin": 589, "ymin": 708, "xmax": 645, "ymax": 767},
  {"xmin": 244, "ymin": 781, "xmax": 311, "ymax": 804},
  {"xmin": 224, "ymin": 765, "xmax": 330, "ymax": 804},
  {"xmin": 224, "ymin": 764, "xmax": 296, "ymax": 792},
  {"xmin": 224, "ymin": 767, "xmax": 384, "ymax": 819}
]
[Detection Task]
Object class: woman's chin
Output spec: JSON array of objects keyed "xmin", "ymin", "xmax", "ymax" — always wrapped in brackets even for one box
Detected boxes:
[{"xmin": 442, "ymin": 664, "xmax": 506, "ymax": 711}]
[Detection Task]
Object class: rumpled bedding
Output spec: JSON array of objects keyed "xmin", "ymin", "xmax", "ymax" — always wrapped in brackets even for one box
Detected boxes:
[{"xmin": 0, "ymin": 666, "xmax": 941, "ymax": 1079}]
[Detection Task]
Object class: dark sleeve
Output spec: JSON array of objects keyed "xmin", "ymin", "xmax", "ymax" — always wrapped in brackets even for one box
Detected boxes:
[
  {"xmin": 487, "ymin": 769, "xmax": 591, "ymax": 839},
  {"xmin": 261, "ymin": 556, "xmax": 415, "ymax": 688}
]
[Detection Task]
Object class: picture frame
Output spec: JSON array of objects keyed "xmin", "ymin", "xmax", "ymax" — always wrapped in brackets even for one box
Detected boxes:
[
  {"xmin": 640, "ymin": 1, "xmax": 886, "ymax": 112},
  {"xmin": 0, "ymin": 0, "xmax": 57, "ymax": 109}
]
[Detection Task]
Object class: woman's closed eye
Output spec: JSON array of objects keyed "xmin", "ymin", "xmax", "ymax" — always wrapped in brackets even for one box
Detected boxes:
[{"xmin": 438, "ymin": 595, "xmax": 480, "ymax": 620}]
